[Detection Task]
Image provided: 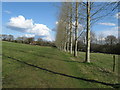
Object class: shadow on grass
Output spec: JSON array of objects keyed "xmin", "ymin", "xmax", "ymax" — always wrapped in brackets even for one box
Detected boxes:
[
  {"xmin": 10, "ymin": 48, "xmax": 83, "ymax": 63},
  {"xmin": 3, "ymin": 54, "xmax": 120, "ymax": 88}
]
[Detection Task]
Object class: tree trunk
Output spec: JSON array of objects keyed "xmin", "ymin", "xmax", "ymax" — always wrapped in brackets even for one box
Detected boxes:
[
  {"xmin": 64, "ymin": 41, "xmax": 66, "ymax": 52},
  {"xmin": 61, "ymin": 42, "xmax": 64, "ymax": 51},
  {"xmin": 85, "ymin": 1, "xmax": 91, "ymax": 63},
  {"xmin": 70, "ymin": 5, "xmax": 73, "ymax": 54},
  {"xmin": 60, "ymin": 46, "xmax": 62, "ymax": 51},
  {"xmin": 70, "ymin": 24, "xmax": 73, "ymax": 54},
  {"xmin": 67, "ymin": 37, "xmax": 69, "ymax": 52},
  {"xmin": 74, "ymin": 2, "xmax": 78, "ymax": 57},
  {"xmin": 66, "ymin": 22, "xmax": 70, "ymax": 52}
]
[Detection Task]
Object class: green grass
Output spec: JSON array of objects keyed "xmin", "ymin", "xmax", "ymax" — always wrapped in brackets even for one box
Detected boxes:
[{"xmin": 2, "ymin": 41, "xmax": 119, "ymax": 88}]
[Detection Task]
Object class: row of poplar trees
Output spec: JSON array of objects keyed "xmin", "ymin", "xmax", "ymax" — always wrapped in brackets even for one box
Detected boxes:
[{"xmin": 55, "ymin": 1, "xmax": 118, "ymax": 63}]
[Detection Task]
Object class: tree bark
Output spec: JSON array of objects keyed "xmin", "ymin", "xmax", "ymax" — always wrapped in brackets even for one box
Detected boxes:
[
  {"xmin": 64, "ymin": 41, "xmax": 66, "ymax": 52},
  {"xmin": 67, "ymin": 37, "xmax": 69, "ymax": 52},
  {"xmin": 70, "ymin": 5, "xmax": 73, "ymax": 54},
  {"xmin": 85, "ymin": 1, "xmax": 91, "ymax": 63},
  {"xmin": 66, "ymin": 24, "xmax": 70, "ymax": 52},
  {"xmin": 74, "ymin": 2, "xmax": 79, "ymax": 57}
]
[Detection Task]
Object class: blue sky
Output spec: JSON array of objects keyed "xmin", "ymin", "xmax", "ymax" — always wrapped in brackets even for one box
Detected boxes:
[{"xmin": 2, "ymin": 2, "xmax": 119, "ymax": 41}]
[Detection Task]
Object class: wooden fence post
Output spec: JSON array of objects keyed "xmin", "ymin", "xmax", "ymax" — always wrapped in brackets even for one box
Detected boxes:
[{"xmin": 113, "ymin": 55, "xmax": 116, "ymax": 72}]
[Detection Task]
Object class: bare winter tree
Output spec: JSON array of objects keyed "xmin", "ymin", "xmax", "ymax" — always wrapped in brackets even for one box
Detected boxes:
[
  {"xmin": 78, "ymin": 1, "xmax": 118, "ymax": 63},
  {"xmin": 74, "ymin": 2, "xmax": 79, "ymax": 57},
  {"xmin": 69, "ymin": 3, "xmax": 73, "ymax": 54},
  {"xmin": 98, "ymin": 33, "xmax": 105, "ymax": 45},
  {"xmin": 105, "ymin": 35, "xmax": 117, "ymax": 45},
  {"xmin": 55, "ymin": 2, "xmax": 74, "ymax": 53},
  {"xmin": 55, "ymin": 1, "xmax": 118, "ymax": 63}
]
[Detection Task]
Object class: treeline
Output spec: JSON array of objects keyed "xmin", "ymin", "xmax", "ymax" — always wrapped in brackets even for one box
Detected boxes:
[
  {"xmin": 78, "ymin": 34, "xmax": 120, "ymax": 55},
  {"xmin": 1, "ymin": 34, "xmax": 56, "ymax": 47},
  {"xmin": 55, "ymin": 2, "xmax": 118, "ymax": 63}
]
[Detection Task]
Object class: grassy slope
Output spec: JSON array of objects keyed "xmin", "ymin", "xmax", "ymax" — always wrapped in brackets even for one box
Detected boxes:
[{"xmin": 2, "ymin": 41, "xmax": 119, "ymax": 88}]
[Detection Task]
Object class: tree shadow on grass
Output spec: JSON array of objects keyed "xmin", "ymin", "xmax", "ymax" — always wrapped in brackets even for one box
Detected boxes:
[
  {"xmin": 9, "ymin": 48, "xmax": 83, "ymax": 63},
  {"xmin": 13, "ymin": 49, "xmax": 116, "ymax": 74},
  {"xmin": 13, "ymin": 50, "xmax": 84, "ymax": 63},
  {"xmin": 3, "ymin": 54, "xmax": 120, "ymax": 88}
]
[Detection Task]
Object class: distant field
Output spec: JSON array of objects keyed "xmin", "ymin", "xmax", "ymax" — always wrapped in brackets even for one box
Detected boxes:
[{"xmin": 2, "ymin": 41, "xmax": 119, "ymax": 88}]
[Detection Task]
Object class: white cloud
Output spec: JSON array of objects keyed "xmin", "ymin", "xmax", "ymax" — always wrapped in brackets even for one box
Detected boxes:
[
  {"xmin": 4, "ymin": 10, "xmax": 11, "ymax": 14},
  {"xmin": 23, "ymin": 34, "xmax": 35, "ymax": 38},
  {"xmin": 97, "ymin": 26, "xmax": 119, "ymax": 38},
  {"xmin": 7, "ymin": 15, "xmax": 33, "ymax": 30},
  {"xmin": 98, "ymin": 22, "xmax": 116, "ymax": 26},
  {"xmin": 97, "ymin": 37, "xmax": 105, "ymax": 41},
  {"xmin": 115, "ymin": 12, "xmax": 120, "ymax": 19},
  {"xmin": 55, "ymin": 21, "xmax": 58, "ymax": 25},
  {"xmin": 43, "ymin": 35, "xmax": 53, "ymax": 41},
  {"xmin": 72, "ymin": 21, "xmax": 83, "ymax": 31},
  {"xmin": 27, "ymin": 24, "xmax": 50, "ymax": 37},
  {"xmin": 7, "ymin": 15, "xmax": 53, "ymax": 41}
]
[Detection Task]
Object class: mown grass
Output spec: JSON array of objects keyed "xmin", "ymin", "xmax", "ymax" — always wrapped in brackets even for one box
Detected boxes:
[{"xmin": 2, "ymin": 41, "xmax": 119, "ymax": 88}]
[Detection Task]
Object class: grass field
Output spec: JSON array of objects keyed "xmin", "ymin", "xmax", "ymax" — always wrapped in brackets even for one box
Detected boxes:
[{"xmin": 2, "ymin": 41, "xmax": 120, "ymax": 88}]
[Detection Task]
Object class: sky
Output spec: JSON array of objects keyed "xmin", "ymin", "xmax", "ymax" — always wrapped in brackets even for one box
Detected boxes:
[{"xmin": 2, "ymin": 2, "xmax": 119, "ymax": 41}]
